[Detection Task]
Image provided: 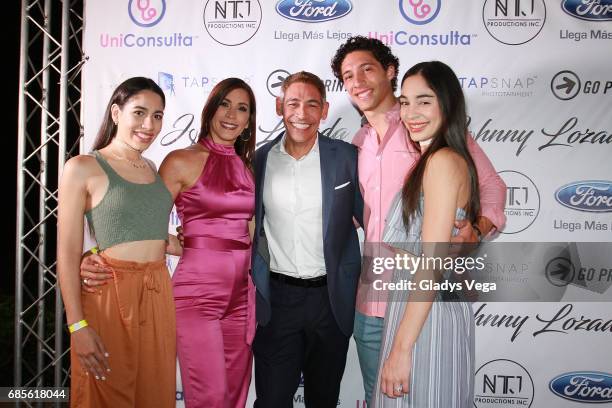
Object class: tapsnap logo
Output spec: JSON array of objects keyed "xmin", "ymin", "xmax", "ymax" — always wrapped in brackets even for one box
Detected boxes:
[
  {"xmin": 399, "ymin": 0, "xmax": 441, "ymax": 25},
  {"xmin": 555, "ymin": 181, "xmax": 612, "ymax": 213},
  {"xmin": 128, "ymin": 0, "xmax": 166, "ymax": 27},
  {"xmin": 158, "ymin": 72, "xmax": 176, "ymax": 95},
  {"xmin": 276, "ymin": 0, "xmax": 353, "ymax": 22},
  {"xmin": 459, "ymin": 75, "xmax": 537, "ymax": 98},
  {"xmin": 562, "ymin": 0, "xmax": 612, "ymax": 21},
  {"xmin": 549, "ymin": 371, "xmax": 612, "ymax": 403},
  {"xmin": 157, "ymin": 71, "xmax": 217, "ymax": 95}
]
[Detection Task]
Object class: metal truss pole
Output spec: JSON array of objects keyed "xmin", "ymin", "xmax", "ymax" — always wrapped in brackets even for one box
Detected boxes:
[
  {"xmin": 15, "ymin": 1, "xmax": 85, "ymax": 404},
  {"xmin": 15, "ymin": 0, "xmax": 29, "ymax": 390}
]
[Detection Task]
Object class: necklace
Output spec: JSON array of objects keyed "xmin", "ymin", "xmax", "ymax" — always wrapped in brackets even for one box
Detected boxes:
[
  {"xmin": 117, "ymin": 137, "xmax": 143, "ymax": 153},
  {"xmin": 109, "ymin": 145, "xmax": 147, "ymax": 169},
  {"xmin": 110, "ymin": 151, "xmax": 148, "ymax": 169}
]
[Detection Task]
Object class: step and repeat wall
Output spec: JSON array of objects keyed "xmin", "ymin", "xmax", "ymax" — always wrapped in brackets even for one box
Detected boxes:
[{"xmin": 82, "ymin": 1, "xmax": 611, "ymax": 406}]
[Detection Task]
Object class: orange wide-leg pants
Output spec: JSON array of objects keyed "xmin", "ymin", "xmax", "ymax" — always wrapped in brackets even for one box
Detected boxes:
[{"xmin": 70, "ymin": 255, "xmax": 176, "ymax": 408}]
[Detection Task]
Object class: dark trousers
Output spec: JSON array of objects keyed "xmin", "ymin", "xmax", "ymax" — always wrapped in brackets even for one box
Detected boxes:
[{"xmin": 253, "ymin": 278, "xmax": 350, "ymax": 408}]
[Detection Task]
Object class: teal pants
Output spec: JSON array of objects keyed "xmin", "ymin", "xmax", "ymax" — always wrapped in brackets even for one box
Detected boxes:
[{"xmin": 353, "ymin": 311, "xmax": 384, "ymax": 406}]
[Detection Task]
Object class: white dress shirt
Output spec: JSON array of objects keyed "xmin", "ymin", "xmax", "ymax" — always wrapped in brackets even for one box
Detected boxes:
[{"xmin": 263, "ymin": 135, "xmax": 326, "ymax": 278}]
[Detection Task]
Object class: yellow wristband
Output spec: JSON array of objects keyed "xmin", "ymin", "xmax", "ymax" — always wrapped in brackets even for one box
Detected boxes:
[
  {"xmin": 91, "ymin": 247, "xmax": 99, "ymax": 255},
  {"xmin": 68, "ymin": 319, "xmax": 88, "ymax": 333}
]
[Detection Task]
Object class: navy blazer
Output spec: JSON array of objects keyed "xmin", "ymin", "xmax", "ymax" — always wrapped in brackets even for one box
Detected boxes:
[{"xmin": 251, "ymin": 133, "xmax": 364, "ymax": 337}]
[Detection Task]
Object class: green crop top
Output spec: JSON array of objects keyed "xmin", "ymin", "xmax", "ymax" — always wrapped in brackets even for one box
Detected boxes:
[{"xmin": 85, "ymin": 151, "xmax": 173, "ymax": 251}]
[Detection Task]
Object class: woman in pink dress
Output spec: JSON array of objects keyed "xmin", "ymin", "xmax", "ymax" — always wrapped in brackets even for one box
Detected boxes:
[{"xmin": 159, "ymin": 78, "xmax": 256, "ymax": 407}]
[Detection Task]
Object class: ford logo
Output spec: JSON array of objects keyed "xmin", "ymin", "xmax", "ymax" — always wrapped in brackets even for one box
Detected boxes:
[
  {"xmin": 276, "ymin": 0, "xmax": 353, "ymax": 23},
  {"xmin": 550, "ymin": 372, "xmax": 612, "ymax": 403},
  {"xmin": 555, "ymin": 181, "xmax": 612, "ymax": 213},
  {"xmin": 561, "ymin": 0, "xmax": 612, "ymax": 21}
]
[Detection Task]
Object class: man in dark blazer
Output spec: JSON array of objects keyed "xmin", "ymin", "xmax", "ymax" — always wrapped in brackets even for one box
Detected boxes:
[{"xmin": 252, "ymin": 71, "xmax": 364, "ymax": 408}]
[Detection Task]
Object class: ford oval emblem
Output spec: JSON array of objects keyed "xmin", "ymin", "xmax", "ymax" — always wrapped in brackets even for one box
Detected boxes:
[
  {"xmin": 555, "ymin": 181, "xmax": 612, "ymax": 213},
  {"xmin": 276, "ymin": 0, "xmax": 353, "ymax": 23},
  {"xmin": 549, "ymin": 371, "xmax": 612, "ymax": 403},
  {"xmin": 561, "ymin": 0, "xmax": 612, "ymax": 22}
]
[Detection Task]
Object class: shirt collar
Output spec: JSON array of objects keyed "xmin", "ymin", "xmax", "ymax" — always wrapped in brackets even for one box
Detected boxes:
[
  {"xmin": 362, "ymin": 101, "xmax": 401, "ymax": 128},
  {"xmin": 277, "ymin": 132, "xmax": 320, "ymax": 157}
]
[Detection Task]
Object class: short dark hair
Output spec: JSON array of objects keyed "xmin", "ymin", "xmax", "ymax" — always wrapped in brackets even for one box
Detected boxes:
[
  {"xmin": 281, "ymin": 71, "xmax": 326, "ymax": 102},
  {"xmin": 331, "ymin": 36, "xmax": 400, "ymax": 91}
]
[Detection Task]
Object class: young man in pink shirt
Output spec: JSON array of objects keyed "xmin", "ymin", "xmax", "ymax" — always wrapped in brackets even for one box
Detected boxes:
[{"xmin": 331, "ymin": 36, "xmax": 507, "ymax": 404}]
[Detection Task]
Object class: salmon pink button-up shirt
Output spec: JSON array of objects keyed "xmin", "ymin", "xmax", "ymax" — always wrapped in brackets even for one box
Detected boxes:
[{"xmin": 353, "ymin": 103, "xmax": 506, "ymax": 318}]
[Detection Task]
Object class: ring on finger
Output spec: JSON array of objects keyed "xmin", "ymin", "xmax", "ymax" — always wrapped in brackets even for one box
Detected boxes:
[
  {"xmin": 395, "ymin": 384, "xmax": 403, "ymax": 393},
  {"xmin": 82, "ymin": 278, "xmax": 89, "ymax": 286}
]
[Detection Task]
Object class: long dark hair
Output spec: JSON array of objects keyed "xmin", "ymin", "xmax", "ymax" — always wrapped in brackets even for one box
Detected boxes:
[
  {"xmin": 401, "ymin": 61, "xmax": 480, "ymax": 228},
  {"xmin": 92, "ymin": 77, "xmax": 165, "ymax": 150},
  {"xmin": 198, "ymin": 78, "xmax": 256, "ymax": 169}
]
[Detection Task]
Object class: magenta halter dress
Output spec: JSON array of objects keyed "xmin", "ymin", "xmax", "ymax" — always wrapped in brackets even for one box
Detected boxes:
[{"xmin": 172, "ymin": 137, "xmax": 255, "ymax": 408}]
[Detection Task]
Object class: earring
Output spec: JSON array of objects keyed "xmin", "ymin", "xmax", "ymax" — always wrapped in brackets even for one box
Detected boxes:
[{"xmin": 239, "ymin": 128, "xmax": 251, "ymax": 142}]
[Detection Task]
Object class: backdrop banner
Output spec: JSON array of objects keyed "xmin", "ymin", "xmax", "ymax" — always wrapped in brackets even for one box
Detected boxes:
[{"xmin": 83, "ymin": 1, "xmax": 612, "ymax": 406}]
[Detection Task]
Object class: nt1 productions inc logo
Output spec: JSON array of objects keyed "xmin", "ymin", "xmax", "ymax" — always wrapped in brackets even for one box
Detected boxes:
[
  {"xmin": 474, "ymin": 359, "xmax": 535, "ymax": 407},
  {"xmin": 203, "ymin": 0, "xmax": 262, "ymax": 46},
  {"xmin": 482, "ymin": 0, "xmax": 546, "ymax": 45}
]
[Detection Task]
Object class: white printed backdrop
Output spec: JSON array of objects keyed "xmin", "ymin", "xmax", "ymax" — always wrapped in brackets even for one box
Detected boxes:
[{"xmin": 83, "ymin": 1, "xmax": 612, "ymax": 406}]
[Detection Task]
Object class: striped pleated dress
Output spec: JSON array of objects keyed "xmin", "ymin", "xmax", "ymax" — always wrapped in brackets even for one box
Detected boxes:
[{"xmin": 372, "ymin": 194, "xmax": 475, "ymax": 408}]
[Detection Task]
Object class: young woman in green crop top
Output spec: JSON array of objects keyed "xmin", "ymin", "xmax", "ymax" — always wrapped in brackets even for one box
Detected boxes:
[{"xmin": 57, "ymin": 77, "xmax": 177, "ymax": 407}]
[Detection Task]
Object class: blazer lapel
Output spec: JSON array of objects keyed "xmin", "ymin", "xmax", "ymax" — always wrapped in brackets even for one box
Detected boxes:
[{"xmin": 318, "ymin": 135, "xmax": 337, "ymax": 240}]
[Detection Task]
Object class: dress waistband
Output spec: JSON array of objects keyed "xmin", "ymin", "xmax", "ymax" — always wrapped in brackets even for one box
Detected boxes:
[
  {"xmin": 183, "ymin": 219, "xmax": 249, "ymax": 236},
  {"xmin": 184, "ymin": 236, "xmax": 250, "ymax": 251}
]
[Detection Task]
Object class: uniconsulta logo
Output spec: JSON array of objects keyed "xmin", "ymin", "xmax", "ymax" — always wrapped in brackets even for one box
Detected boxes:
[
  {"xmin": 276, "ymin": 0, "xmax": 353, "ymax": 23},
  {"xmin": 555, "ymin": 181, "xmax": 612, "ymax": 213},
  {"xmin": 549, "ymin": 371, "xmax": 612, "ymax": 403},
  {"xmin": 562, "ymin": 0, "xmax": 612, "ymax": 21},
  {"xmin": 128, "ymin": 0, "xmax": 166, "ymax": 27},
  {"xmin": 399, "ymin": 0, "xmax": 441, "ymax": 25}
]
